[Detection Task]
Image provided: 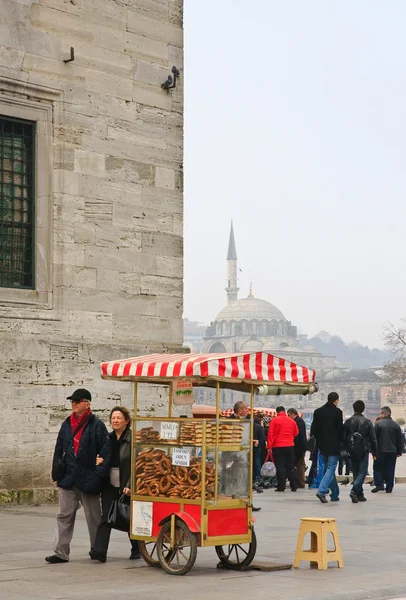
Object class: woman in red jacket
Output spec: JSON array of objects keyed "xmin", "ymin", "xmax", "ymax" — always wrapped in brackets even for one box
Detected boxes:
[{"xmin": 267, "ymin": 406, "xmax": 299, "ymax": 492}]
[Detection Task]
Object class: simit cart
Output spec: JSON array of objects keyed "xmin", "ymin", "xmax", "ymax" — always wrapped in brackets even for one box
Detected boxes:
[{"xmin": 100, "ymin": 352, "xmax": 317, "ymax": 575}]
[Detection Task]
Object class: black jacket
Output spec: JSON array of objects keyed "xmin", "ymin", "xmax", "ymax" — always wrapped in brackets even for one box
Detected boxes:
[
  {"xmin": 52, "ymin": 414, "xmax": 110, "ymax": 493},
  {"xmin": 311, "ymin": 402, "xmax": 343, "ymax": 456},
  {"xmin": 294, "ymin": 416, "xmax": 307, "ymax": 459},
  {"xmin": 343, "ymin": 413, "xmax": 378, "ymax": 456},
  {"xmin": 375, "ymin": 417, "xmax": 403, "ymax": 454},
  {"xmin": 253, "ymin": 421, "xmax": 265, "ymax": 455},
  {"xmin": 107, "ymin": 426, "xmax": 132, "ymax": 491}
]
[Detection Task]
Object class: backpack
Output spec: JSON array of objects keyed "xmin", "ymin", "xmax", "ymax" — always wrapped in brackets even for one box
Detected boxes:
[{"xmin": 346, "ymin": 424, "xmax": 367, "ymax": 460}]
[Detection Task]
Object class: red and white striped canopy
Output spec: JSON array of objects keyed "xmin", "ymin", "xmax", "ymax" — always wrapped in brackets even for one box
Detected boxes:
[{"xmin": 101, "ymin": 352, "xmax": 316, "ymax": 385}]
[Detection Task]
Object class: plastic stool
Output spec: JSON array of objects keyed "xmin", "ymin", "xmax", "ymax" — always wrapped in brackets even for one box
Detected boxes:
[{"xmin": 293, "ymin": 517, "xmax": 344, "ymax": 570}]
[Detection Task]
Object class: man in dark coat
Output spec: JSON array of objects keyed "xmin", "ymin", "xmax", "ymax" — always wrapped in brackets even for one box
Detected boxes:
[
  {"xmin": 372, "ymin": 406, "xmax": 403, "ymax": 494},
  {"xmin": 45, "ymin": 389, "xmax": 110, "ymax": 564},
  {"xmin": 343, "ymin": 400, "xmax": 377, "ymax": 503},
  {"xmin": 311, "ymin": 392, "xmax": 343, "ymax": 503},
  {"xmin": 230, "ymin": 401, "xmax": 261, "ymax": 511},
  {"xmin": 287, "ymin": 408, "xmax": 307, "ymax": 488}
]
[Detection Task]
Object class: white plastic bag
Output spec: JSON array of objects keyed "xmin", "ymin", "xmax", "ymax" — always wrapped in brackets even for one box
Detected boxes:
[{"xmin": 260, "ymin": 461, "xmax": 276, "ymax": 478}]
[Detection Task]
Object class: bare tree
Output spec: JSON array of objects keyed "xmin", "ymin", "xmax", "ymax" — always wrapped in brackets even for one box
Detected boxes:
[{"xmin": 383, "ymin": 321, "xmax": 406, "ymax": 385}]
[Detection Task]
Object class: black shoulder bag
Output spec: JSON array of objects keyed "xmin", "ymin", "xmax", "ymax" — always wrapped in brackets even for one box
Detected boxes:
[
  {"xmin": 54, "ymin": 416, "xmax": 91, "ymax": 482},
  {"xmin": 107, "ymin": 493, "xmax": 130, "ymax": 532}
]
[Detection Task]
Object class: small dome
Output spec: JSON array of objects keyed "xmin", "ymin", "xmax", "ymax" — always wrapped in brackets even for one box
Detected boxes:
[{"xmin": 215, "ymin": 295, "xmax": 286, "ymax": 323}]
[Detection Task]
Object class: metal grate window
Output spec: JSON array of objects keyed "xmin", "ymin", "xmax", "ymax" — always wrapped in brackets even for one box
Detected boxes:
[{"xmin": 0, "ymin": 116, "xmax": 35, "ymax": 289}]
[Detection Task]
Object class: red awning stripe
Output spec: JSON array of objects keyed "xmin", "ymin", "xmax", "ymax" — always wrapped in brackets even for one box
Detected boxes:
[{"xmin": 100, "ymin": 352, "xmax": 316, "ymax": 384}]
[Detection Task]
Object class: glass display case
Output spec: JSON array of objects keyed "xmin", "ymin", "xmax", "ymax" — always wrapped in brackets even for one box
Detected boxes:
[{"xmin": 132, "ymin": 418, "xmax": 250, "ymax": 502}]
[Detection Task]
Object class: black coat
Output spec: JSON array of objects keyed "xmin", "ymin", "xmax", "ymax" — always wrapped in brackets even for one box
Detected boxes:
[
  {"xmin": 311, "ymin": 402, "xmax": 343, "ymax": 456},
  {"xmin": 343, "ymin": 413, "xmax": 378, "ymax": 456},
  {"xmin": 253, "ymin": 421, "xmax": 266, "ymax": 456},
  {"xmin": 294, "ymin": 416, "xmax": 307, "ymax": 459},
  {"xmin": 375, "ymin": 417, "xmax": 403, "ymax": 454},
  {"xmin": 52, "ymin": 414, "xmax": 111, "ymax": 494},
  {"xmin": 107, "ymin": 426, "xmax": 132, "ymax": 491}
]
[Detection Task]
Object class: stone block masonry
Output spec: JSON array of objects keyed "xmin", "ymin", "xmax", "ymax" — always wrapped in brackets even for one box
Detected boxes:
[{"xmin": 0, "ymin": 0, "xmax": 184, "ymax": 498}]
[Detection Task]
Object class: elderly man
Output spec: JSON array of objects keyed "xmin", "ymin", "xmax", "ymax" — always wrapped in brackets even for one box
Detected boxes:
[
  {"xmin": 229, "ymin": 400, "xmax": 261, "ymax": 511},
  {"xmin": 372, "ymin": 406, "xmax": 403, "ymax": 494},
  {"xmin": 45, "ymin": 389, "xmax": 110, "ymax": 564}
]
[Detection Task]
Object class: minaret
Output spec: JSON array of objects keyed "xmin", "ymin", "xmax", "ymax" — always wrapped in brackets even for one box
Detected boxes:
[{"xmin": 225, "ymin": 221, "xmax": 239, "ymax": 304}]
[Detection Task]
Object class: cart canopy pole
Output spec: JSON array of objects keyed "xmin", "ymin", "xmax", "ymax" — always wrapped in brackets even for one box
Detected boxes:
[{"xmin": 214, "ymin": 381, "xmax": 220, "ymax": 502}]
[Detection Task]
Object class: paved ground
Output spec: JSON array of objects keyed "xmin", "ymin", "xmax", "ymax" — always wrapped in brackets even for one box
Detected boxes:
[{"xmin": 2, "ymin": 483, "xmax": 406, "ymax": 600}]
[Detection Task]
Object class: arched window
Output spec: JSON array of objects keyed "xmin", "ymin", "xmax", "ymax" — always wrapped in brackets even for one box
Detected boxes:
[
  {"xmin": 252, "ymin": 321, "xmax": 257, "ymax": 334},
  {"xmin": 242, "ymin": 321, "xmax": 247, "ymax": 335}
]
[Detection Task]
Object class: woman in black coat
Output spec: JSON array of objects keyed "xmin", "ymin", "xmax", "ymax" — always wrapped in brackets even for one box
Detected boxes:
[{"xmin": 90, "ymin": 406, "xmax": 140, "ymax": 562}]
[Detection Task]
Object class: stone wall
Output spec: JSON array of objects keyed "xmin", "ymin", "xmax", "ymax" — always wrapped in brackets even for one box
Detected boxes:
[{"xmin": 0, "ymin": 0, "xmax": 184, "ymax": 496}]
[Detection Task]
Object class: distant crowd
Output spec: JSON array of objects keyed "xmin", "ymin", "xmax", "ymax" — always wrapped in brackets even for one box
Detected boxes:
[{"xmin": 250, "ymin": 393, "xmax": 403, "ymax": 503}]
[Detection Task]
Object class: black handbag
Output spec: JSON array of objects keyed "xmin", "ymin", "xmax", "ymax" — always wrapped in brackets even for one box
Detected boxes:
[
  {"xmin": 107, "ymin": 494, "xmax": 130, "ymax": 532},
  {"xmin": 54, "ymin": 416, "xmax": 91, "ymax": 482}
]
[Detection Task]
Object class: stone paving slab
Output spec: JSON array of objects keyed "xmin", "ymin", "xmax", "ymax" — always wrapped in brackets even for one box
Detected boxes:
[{"xmin": 2, "ymin": 485, "xmax": 406, "ymax": 600}]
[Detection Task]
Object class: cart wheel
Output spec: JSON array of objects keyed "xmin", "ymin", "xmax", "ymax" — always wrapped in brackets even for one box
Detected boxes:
[
  {"xmin": 156, "ymin": 518, "xmax": 198, "ymax": 575},
  {"xmin": 139, "ymin": 540, "xmax": 175, "ymax": 567},
  {"xmin": 139, "ymin": 541, "xmax": 164, "ymax": 567},
  {"xmin": 215, "ymin": 529, "xmax": 257, "ymax": 570}
]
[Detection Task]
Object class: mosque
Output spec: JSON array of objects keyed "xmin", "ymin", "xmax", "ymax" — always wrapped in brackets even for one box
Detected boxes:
[{"xmin": 203, "ymin": 223, "xmax": 335, "ymax": 374}]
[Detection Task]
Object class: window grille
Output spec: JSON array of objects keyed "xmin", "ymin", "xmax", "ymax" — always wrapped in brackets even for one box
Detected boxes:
[{"xmin": 0, "ymin": 116, "xmax": 35, "ymax": 289}]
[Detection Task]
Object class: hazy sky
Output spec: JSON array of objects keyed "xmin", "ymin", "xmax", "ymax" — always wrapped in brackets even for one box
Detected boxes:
[{"xmin": 183, "ymin": 1, "xmax": 406, "ymax": 349}]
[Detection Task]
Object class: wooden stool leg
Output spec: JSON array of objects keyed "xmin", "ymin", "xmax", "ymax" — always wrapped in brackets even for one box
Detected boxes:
[
  {"xmin": 293, "ymin": 526, "xmax": 306, "ymax": 568},
  {"xmin": 330, "ymin": 523, "xmax": 344, "ymax": 568}
]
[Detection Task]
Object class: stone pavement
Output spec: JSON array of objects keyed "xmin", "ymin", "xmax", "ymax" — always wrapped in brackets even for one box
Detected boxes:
[{"xmin": 2, "ymin": 484, "xmax": 406, "ymax": 600}]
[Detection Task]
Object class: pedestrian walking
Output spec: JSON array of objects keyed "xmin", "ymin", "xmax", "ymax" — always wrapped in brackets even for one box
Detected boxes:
[
  {"xmin": 90, "ymin": 406, "xmax": 140, "ymax": 562},
  {"xmin": 311, "ymin": 392, "xmax": 343, "ymax": 504},
  {"xmin": 267, "ymin": 406, "xmax": 298, "ymax": 492},
  {"xmin": 287, "ymin": 408, "xmax": 307, "ymax": 488},
  {"xmin": 372, "ymin": 406, "xmax": 403, "ymax": 494},
  {"xmin": 45, "ymin": 389, "xmax": 110, "ymax": 564},
  {"xmin": 343, "ymin": 400, "xmax": 377, "ymax": 503}
]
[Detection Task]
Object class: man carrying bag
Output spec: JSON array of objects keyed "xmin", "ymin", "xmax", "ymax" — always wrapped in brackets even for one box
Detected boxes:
[{"xmin": 343, "ymin": 400, "xmax": 377, "ymax": 503}]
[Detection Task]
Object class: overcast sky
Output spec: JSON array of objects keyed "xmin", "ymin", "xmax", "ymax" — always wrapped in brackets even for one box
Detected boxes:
[{"xmin": 183, "ymin": 1, "xmax": 406, "ymax": 349}]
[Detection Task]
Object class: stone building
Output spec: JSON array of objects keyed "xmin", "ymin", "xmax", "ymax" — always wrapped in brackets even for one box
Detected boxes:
[{"xmin": 0, "ymin": 0, "xmax": 184, "ymax": 498}]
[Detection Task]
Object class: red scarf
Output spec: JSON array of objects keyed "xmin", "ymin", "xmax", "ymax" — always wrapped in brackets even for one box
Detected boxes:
[{"xmin": 70, "ymin": 408, "xmax": 91, "ymax": 455}]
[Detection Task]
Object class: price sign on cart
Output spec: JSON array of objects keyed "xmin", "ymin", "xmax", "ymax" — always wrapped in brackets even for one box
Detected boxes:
[
  {"xmin": 160, "ymin": 421, "xmax": 179, "ymax": 440},
  {"xmin": 172, "ymin": 447, "xmax": 191, "ymax": 467}
]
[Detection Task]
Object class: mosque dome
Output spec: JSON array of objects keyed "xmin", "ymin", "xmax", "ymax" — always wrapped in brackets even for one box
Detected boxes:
[{"xmin": 215, "ymin": 294, "xmax": 286, "ymax": 323}]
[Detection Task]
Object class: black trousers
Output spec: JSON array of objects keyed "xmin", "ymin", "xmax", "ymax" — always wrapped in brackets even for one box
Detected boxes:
[
  {"xmin": 92, "ymin": 484, "xmax": 139, "ymax": 558},
  {"xmin": 338, "ymin": 455, "xmax": 351, "ymax": 476},
  {"xmin": 374, "ymin": 452, "xmax": 397, "ymax": 492},
  {"xmin": 272, "ymin": 446, "xmax": 297, "ymax": 491}
]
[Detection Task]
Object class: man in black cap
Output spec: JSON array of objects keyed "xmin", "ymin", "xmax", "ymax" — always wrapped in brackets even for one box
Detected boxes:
[{"xmin": 45, "ymin": 389, "xmax": 110, "ymax": 564}]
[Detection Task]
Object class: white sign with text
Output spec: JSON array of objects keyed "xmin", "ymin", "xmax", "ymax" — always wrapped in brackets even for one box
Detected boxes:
[
  {"xmin": 172, "ymin": 447, "xmax": 191, "ymax": 467},
  {"xmin": 160, "ymin": 421, "xmax": 179, "ymax": 440}
]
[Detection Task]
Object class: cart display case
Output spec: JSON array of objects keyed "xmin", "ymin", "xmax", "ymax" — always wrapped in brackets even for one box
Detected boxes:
[{"xmin": 101, "ymin": 352, "xmax": 317, "ymax": 575}]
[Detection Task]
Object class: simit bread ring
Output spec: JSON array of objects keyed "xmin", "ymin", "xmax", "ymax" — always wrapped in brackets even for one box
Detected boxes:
[
  {"xmin": 147, "ymin": 481, "xmax": 160, "ymax": 497},
  {"xmin": 187, "ymin": 467, "xmax": 201, "ymax": 486},
  {"xmin": 159, "ymin": 475, "xmax": 171, "ymax": 493},
  {"xmin": 174, "ymin": 466, "xmax": 188, "ymax": 482},
  {"xmin": 157, "ymin": 456, "xmax": 172, "ymax": 475}
]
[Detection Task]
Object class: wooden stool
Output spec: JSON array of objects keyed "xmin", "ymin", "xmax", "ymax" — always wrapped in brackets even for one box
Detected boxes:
[{"xmin": 293, "ymin": 518, "xmax": 344, "ymax": 570}]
